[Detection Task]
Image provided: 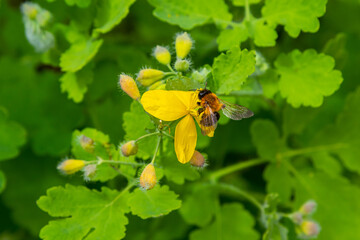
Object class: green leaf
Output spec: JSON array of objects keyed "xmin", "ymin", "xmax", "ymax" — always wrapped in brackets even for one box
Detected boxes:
[
  {"xmin": 232, "ymin": 0, "xmax": 261, "ymax": 6},
  {"xmin": 161, "ymin": 146, "xmax": 200, "ymax": 184},
  {"xmin": 190, "ymin": 203, "xmax": 259, "ymax": 240},
  {"xmin": 211, "ymin": 47, "xmax": 256, "ymax": 94},
  {"xmin": 0, "ymin": 108, "xmax": 26, "ymax": 161},
  {"xmin": 262, "ymin": 0, "xmax": 327, "ymax": 37},
  {"xmin": 311, "ymin": 152, "xmax": 342, "ymax": 177},
  {"xmin": 59, "ymin": 68, "xmax": 93, "ymax": 103},
  {"xmin": 275, "ymin": 49, "xmax": 343, "ymax": 107},
  {"xmin": 311, "ymin": 87, "xmax": 360, "ymax": 173},
  {"xmin": 250, "ymin": 119, "xmax": 284, "ymax": 161},
  {"xmin": 123, "ymin": 101, "xmax": 155, "ymax": 159},
  {"xmin": 322, "ymin": 33, "xmax": 348, "ymax": 69},
  {"xmin": 257, "ymin": 69, "xmax": 279, "ymax": 99},
  {"xmin": 263, "ymin": 163, "xmax": 293, "ymax": 203},
  {"xmin": 60, "ymin": 38, "xmax": 103, "ymax": 72},
  {"xmin": 217, "ymin": 24, "xmax": 248, "ymax": 51},
  {"xmin": 294, "ymin": 171, "xmax": 360, "ymax": 240},
  {"xmin": 179, "ymin": 184, "xmax": 217, "ymax": 227},
  {"xmin": 64, "ymin": 0, "xmax": 91, "ymax": 8},
  {"xmin": 148, "ymin": 0, "xmax": 232, "ymax": 29},
  {"xmin": 282, "ymin": 105, "xmax": 318, "ymax": 137},
  {"xmin": 0, "ymin": 170, "xmax": 6, "ymax": 193},
  {"xmin": 263, "ymin": 219, "xmax": 288, "ymax": 240},
  {"xmin": 254, "ymin": 19, "xmax": 278, "ymax": 47},
  {"xmin": 38, "ymin": 184, "xmax": 130, "ymax": 240},
  {"xmin": 71, "ymin": 128, "xmax": 118, "ymax": 181},
  {"xmin": 128, "ymin": 185, "xmax": 181, "ymax": 219},
  {"xmin": 94, "ymin": 0, "xmax": 136, "ymax": 34}
]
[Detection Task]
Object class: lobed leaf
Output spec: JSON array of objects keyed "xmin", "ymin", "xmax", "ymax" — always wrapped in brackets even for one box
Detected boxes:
[
  {"xmin": 211, "ymin": 46, "xmax": 256, "ymax": 94},
  {"xmin": 275, "ymin": 49, "xmax": 343, "ymax": 108},
  {"xmin": 148, "ymin": 0, "xmax": 232, "ymax": 29},
  {"xmin": 128, "ymin": 185, "xmax": 182, "ymax": 219},
  {"xmin": 37, "ymin": 184, "xmax": 130, "ymax": 240}
]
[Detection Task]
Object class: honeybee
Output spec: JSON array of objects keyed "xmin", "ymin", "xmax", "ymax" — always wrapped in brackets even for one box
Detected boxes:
[{"xmin": 195, "ymin": 89, "xmax": 253, "ymax": 136}]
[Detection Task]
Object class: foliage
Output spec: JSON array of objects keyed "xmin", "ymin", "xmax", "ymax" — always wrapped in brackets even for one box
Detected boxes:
[{"xmin": 1, "ymin": 0, "xmax": 360, "ymax": 240}]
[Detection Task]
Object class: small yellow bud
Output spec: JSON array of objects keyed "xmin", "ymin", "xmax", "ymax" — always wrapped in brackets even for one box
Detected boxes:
[
  {"xmin": 57, "ymin": 159, "xmax": 86, "ymax": 175},
  {"xmin": 290, "ymin": 212, "xmax": 303, "ymax": 225},
  {"xmin": 300, "ymin": 200, "xmax": 317, "ymax": 215},
  {"xmin": 190, "ymin": 151, "xmax": 206, "ymax": 167},
  {"xmin": 136, "ymin": 69, "xmax": 164, "ymax": 86},
  {"xmin": 83, "ymin": 164, "xmax": 97, "ymax": 181},
  {"xmin": 153, "ymin": 46, "xmax": 171, "ymax": 65},
  {"xmin": 79, "ymin": 135, "xmax": 94, "ymax": 153},
  {"xmin": 174, "ymin": 59, "xmax": 190, "ymax": 72},
  {"xmin": 175, "ymin": 32, "xmax": 193, "ymax": 59},
  {"xmin": 148, "ymin": 81, "xmax": 166, "ymax": 90},
  {"xmin": 121, "ymin": 141, "xmax": 138, "ymax": 157},
  {"xmin": 22, "ymin": 3, "xmax": 38, "ymax": 20},
  {"xmin": 140, "ymin": 163, "xmax": 157, "ymax": 190},
  {"xmin": 119, "ymin": 74, "xmax": 140, "ymax": 100},
  {"xmin": 300, "ymin": 221, "xmax": 321, "ymax": 238}
]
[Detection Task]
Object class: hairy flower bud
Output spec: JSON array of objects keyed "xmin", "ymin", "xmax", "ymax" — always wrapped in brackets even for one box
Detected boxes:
[
  {"xmin": 137, "ymin": 69, "xmax": 164, "ymax": 86},
  {"xmin": 83, "ymin": 164, "xmax": 97, "ymax": 181},
  {"xmin": 57, "ymin": 159, "xmax": 86, "ymax": 175},
  {"xmin": 175, "ymin": 32, "xmax": 193, "ymax": 59},
  {"xmin": 153, "ymin": 46, "xmax": 171, "ymax": 65},
  {"xmin": 140, "ymin": 163, "xmax": 157, "ymax": 190},
  {"xmin": 290, "ymin": 212, "xmax": 303, "ymax": 225},
  {"xmin": 174, "ymin": 59, "xmax": 190, "ymax": 72},
  {"xmin": 300, "ymin": 221, "xmax": 321, "ymax": 238},
  {"xmin": 300, "ymin": 200, "xmax": 317, "ymax": 215},
  {"xmin": 190, "ymin": 151, "xmax": 206, "ymax": 167},
  {"xmin": 119, "ymin": 74, "xmax": 140, "ymax": 100},
  {"xmin": 121, "ymin": 141, "xmax": 138, "ymax": 157},
  {"xmin": 148, "ymin": 81, "xmax": 166, "ymax": 90},
  {"xmin": 79, "ymin": 135, "xmax": 94, "ymax": 152}
]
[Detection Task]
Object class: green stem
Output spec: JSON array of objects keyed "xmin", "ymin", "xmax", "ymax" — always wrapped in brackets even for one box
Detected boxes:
[
  {"xmin": 151, "ymin": 135, "xmax": 162, "ymax": 164},
  {"xmin": 209, "ymin": 158, "xmax": 268, "ymax": 181},
  {"xmin": 162, "ymin": 132, "xmax": 174, "ymax": 139},
  {"xmin": 135, "ymin": 132, "xmax": 159, "ymax": 142},
  {"xmin": 87, "ymin": 159, "xmax": 144, "ymax": 167},
  {"xmin": 167, "ymin": 64, "xmax": 176, "ymax": 73},
  {"xmin": 215, "ymin": 182, "xmax": 264, "ymax": 211},
  {"xmin": 244, "ymin": 0, "xmax": 252, "ymax": 21},
  {"xmin": 276, "ymin": 143, "xmax": 347, "ymax": 159}
]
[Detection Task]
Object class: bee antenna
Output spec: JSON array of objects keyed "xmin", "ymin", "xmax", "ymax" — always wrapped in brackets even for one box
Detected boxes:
[{"xmin": 204, "ymin": 81, "xmax": 208, "ymax": 90}]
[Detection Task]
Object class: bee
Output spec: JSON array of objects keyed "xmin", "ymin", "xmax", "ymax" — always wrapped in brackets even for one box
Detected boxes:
[{"xmin": 195, "ymin": 88, "xmax": 254, "ymax": 136}]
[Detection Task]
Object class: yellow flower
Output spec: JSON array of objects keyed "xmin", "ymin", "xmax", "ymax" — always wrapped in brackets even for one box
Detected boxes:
[{"xmin": 141, "ymin": 90, "xmax": 199, "ymax": 164}]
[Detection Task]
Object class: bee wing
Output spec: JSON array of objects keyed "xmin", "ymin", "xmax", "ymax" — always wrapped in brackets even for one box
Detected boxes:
[
  {"xmin": 198, "ymin": 106, "xmax": 218, "ymax": 137},
  {"xmin": 219, "ymin": 99, "xmax": 254, "ymax": 120}
]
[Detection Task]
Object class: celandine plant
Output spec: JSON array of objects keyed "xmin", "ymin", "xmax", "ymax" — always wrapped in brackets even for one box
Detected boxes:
[{"xmin": 7, "ymin": 0, "xmax": 357, "ymax": 239}]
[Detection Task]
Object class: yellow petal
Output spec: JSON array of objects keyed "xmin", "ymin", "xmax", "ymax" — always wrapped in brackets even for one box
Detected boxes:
[
  {"xmin": 175, "ymin": 114, "xmax": 197, "ymax": 164},
  {"xmin": 141, "ymin": 90, "xmax": 196, "ymax": 121}
]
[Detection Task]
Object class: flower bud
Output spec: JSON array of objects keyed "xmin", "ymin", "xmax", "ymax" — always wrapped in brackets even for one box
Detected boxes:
[
  {"xmin": 140, "ymin": 163, "xmax": 157, "ymax": 190},
  {"xmin": 136, "ymin": 69, "xmax": 164, "ymax": 86},
  {"xmin": 121, "ymin": 141, "xmax": 138, "ymax": 157},
  {"xmin": 300, "ymin": 221, "xmax": 321, "ymax": 238},
  {"xmin": 119, "ymin": 74, "xmax": 140, "ymax": 100},
  {"xmin": 83, "ymin": 164, "xmax": 97, "ymax": 181},
  {"xmin": 290, "ymin": 212, "xmax": 303, "ymax": 225},
  {"xmin": 153, "ymin": 46, "xmax": 171, "ymax": 65},
  {"xmin": 57, "ymin": 159, "xmax": 86, "ymax": 175},
  {"xmin": 79, "ymin": 135, "xmax": 94, "ymax": 153},
  {"xmin": 148, "ymin": 81, "xmax": 166, "ymax": 90},
  {"xmin": 175, "ymin": 32, "xmax": 193, "ymax": 59},
  {"xmin": 300, "ymin": 200, "xmax": 317, "ymax": 215},
  {"xmin": 190, "ymin": 151, "xmax": 206, "ymax": 167},
  {"xmin": 174, "ymin": 59, "xmax": 190, "ymax": 72},
  {"xmin": 22, "ymin": 3, "xmax": 38, "ymax": 20}
]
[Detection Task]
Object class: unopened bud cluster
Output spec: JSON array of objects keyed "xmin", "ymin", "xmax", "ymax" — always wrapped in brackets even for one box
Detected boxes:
[
  {"xmin": 118, "ymin": 32, "xmax": 195, "ymax": 99},
  {"xmin": 290, "ymin": 200, "xmax": 320, "ymax": 239}
]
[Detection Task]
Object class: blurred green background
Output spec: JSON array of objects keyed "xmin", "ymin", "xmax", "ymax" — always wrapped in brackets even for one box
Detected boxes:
[{"xmin": 0, "ymin": 0, "xmax": 360, "ymax": 239}]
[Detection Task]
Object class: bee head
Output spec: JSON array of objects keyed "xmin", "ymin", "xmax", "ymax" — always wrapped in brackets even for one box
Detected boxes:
[{"xmin": 198, "ymin": 89, "xmax": 212, "ymax": 99}]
